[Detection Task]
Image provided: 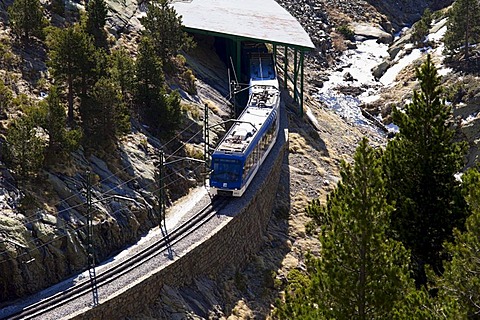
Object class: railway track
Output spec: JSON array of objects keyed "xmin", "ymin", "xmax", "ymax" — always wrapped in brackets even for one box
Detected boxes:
[{"xmin": 2, "ymin": 197, "xmax": 229, "ymax": 320}]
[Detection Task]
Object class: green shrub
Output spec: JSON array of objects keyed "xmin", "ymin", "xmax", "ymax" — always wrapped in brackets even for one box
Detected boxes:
[{"xmin": 337, "ymin": 25, "xmax": 355, "ymax": 41}]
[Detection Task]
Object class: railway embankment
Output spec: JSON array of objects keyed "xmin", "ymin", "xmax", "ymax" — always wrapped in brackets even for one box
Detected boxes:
[{"xmin": 69, "ymin": 109, "xmax": 288, "ymax": 319}]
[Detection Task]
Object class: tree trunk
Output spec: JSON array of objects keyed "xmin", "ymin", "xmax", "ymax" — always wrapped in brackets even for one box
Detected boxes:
[
  {"xmin": 67, "ymin": 75, "xmax": 74, "ymax": 125},
  {"xmin": 465, "ymin": 7, "xmax": 470, "ymax": 59}
]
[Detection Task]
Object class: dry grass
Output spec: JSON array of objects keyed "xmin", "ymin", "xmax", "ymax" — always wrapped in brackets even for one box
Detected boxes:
[
  {"xmin": 184, "ymin": 143, "xmax": 204, "ymax": 160},
  {"xmin": 205, "ymin": 99, "xmax": 222, "ymax": 116},
  {"xmin": 181, "ymin": 102, "xmax": 201, "ymax": 120},
  {"xmin": 288, "ymin": 132, "xmax": 308, "ymax": 154},
  {"xmin": 330, "ymin": 31, "xmax": 348, "ymax": 53}
]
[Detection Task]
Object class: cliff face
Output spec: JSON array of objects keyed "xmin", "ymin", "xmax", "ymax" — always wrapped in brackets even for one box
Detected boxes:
[
  {"xmin": 366, "ymin": 0, "xmax": 454, "ymax": 28},
  {"xmin": 0, "ymin": 138, "xmax": 159, "ymax": 302}
]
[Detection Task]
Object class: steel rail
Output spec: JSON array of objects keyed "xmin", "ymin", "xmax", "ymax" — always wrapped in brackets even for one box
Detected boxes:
[{"xmin": 3, "ymin": 197, "xmax": 229, "ymax": 320}]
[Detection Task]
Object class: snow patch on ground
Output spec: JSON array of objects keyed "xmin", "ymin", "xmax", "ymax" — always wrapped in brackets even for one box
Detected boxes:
[
  {"xmin": 385, "ymin": 123, "xmax": 400, "ymax": 134},
  {"xmin": 316, "ymin": 91, "xmax": 368, "ymax": 126},
  {"xmin": 305, "ymin": 106, "xmax": 321, "ymax": 130},
  {"xmin": 321, "ymin": 39, "xmax": 389, "ymax": 93},
  {"xmin": 380, "ymin": 49, "xmax": 423, "ymax": 86},
  {"xmin": 313, "ymin": 39, "xmax": 388, "ymax": 125},
  {"xmin": 313, "ymin": 18, "xmax": 451, "ymax": 127}
]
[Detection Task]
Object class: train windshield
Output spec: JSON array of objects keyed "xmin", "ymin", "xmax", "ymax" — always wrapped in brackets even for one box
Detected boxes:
[{"xmin": 211, "ymin": 158, "xmax": 242, "ymax": 183}]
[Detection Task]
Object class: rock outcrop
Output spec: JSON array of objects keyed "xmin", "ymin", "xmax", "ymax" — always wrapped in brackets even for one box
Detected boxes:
[
  {"xmin": 366, "ymin": 0, "xmax": 454, "ymax": 29},
  {"xmin": 353, "ymin": 23, "xmax": 393, "ymax": 44}
]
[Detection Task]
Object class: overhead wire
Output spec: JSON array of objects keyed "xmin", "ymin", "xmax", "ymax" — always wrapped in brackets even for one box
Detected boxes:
[
  {"xmin": 0, "ymin": 202, "xmax": 139, "ymax": 265},
  {"xmin": 165, "ymin": 129, "xmax": 205, "ymax": 161},
  {"xmin": 0, "ymin": 108, "xmax": 211, "ymax": 265},
  {"xmin": 0, "ymin": 157, "xmax": 207, "ymax": 265},
  {"xmin": 1, "ymin": 113, "xmax": 209, "ymax": 231}
]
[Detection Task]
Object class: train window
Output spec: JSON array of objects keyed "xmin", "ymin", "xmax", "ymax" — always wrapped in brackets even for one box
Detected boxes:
[
  {"xmin": 243, "ymin": 153, "xmax": 255, "ymax": 181},
  {"xmin": 211, "ymin": 158, "xmax": 242, "ymax": 183}
]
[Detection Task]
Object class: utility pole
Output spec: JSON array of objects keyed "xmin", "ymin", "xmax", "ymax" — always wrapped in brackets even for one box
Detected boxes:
[
  {"xmin": 204, "ymin": 103, "xmax": 210, "ymax": 187},
  {"xmin": 158, "ymin": 151, "xmax": 166, "ymax": 230},
  {"xmin": 86, "ymin": 171, "xmax": 99, "ymax": 306}
]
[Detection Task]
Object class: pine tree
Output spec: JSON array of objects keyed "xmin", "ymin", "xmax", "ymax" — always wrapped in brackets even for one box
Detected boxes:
[
  {"xmin": 85, "ymin": 0, "xmax": 108, "ymax": 49},
  {"xmin": 80, "ymin": 77, "xmax": 129, "ymax": 151},
  {"xmin": 108, "ymin": 48, "xmax": 135, "ymax": 103},
  {"xmin": 8, "ymin": 0, "xmax": 47, "ymax": 41},
  {"xmin": 383, "ymin": 55, "xmax": 467, "ymax": 283},
  {"xmin": 135, "ymin": 35, "xmax": 164, "ymax": 121},
  {"xmin": 140, "ymin": 0, "xmax": 194, "ymax": 66},
  {"xmin": 276, "ymin": 138, "xmax": 419, "ymax": 319},
  {"xmin": 444, "ymin": 0, "xmax": 480, "ymax": 59},
  {"xmin": 163, "ymin": 89, "xmax": 182, "ymax": 133},
  {"xmin": 134, "ymin": 36, "xmax": 181, "ymax": 136},
  {"xmin": 38, "ymin": 86, "xmax": 81, "ymax": 162},
  {"xmin": 412, "ymin": 8, "xmax": 432, "ymax": 46},
  {"xmin": 42, "ymin": 85, "xmax": 65, "ymax": 152},
  {"xmin": 4, "ymin": 115, "xmax": 45, "ymax": 179},
  {"xmin": 46, "ymin": 25, "xmax": 97, "ymax": 124},
  {"xmin": 434, "ymin": 167, "xmax": 480, "ymax": 318}
]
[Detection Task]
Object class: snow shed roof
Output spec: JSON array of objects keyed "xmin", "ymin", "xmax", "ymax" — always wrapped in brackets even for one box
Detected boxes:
[{"xmin": 171, "ymin": 0, "xmax": 315, "ymax": 50}]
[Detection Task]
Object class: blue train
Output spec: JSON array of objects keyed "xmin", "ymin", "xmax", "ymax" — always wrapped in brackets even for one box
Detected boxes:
[{"xmin": 209, "ymin": 51, "xmax": 280, "ymax": 197}]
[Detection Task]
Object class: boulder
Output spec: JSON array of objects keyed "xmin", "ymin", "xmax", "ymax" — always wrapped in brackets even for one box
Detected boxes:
[
  {"xmin": 106, "ymin": 0, "xmax": 143, "ymax": 35},
  {"xmin": 353, "ymin": 23, "xmax": 394, "ymax": 44},
  {"xmin": 372, "ymin": 61, "xmax": 391, "ymax": 80},
  {"xmin": 345, "ymin": 40, "xmax": 357, "ymax": 50},
  {"xmin": 343, "ymin": 72, "xmax": 355, "ymax": 82},
  {"xmin": 389, "ymin": 30, "xmax": 413, "ymax": 60},
  {"xmin": 388, "ymin": 46, "xmax": 403, "ymax": 61}
]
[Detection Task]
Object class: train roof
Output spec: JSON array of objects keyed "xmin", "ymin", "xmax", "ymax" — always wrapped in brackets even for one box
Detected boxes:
[{"xmin": 214, "ymin": 86, "xmax": 280, "ymax": 155}]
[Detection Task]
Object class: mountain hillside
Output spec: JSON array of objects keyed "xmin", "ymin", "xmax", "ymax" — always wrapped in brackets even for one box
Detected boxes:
[{"xmin": 0, "ymin": 0, "xmax": 479, "ymax": 318}]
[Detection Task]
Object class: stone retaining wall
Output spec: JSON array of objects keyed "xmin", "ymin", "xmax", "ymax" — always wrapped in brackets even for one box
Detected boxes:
[{"xmin": 72, "ymin": 128, "xmax": 288, "ymax": 320}]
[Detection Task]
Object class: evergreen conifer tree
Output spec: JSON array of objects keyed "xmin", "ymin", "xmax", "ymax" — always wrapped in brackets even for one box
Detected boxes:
[
  {"xmin": 140, "ymin": 0, "xmax": 193, "ymax": 66},
  {"xmin": 276, "ymin": 138, "xmax": 419, "ymax": 319},
  {"xmin": 8, "ymin": 0, "xmax": 47, "ymax": 41},
  {"xmin": 80, "ymin": 77, "xmax": 129, "ymax": 151},
  {"xmin": 46, "ymin": 25, "xmax": 97, "ymax": 124},
  {"xmin": 412, "ymin": 8, "xmax": 432, "ymax": 46},
  {"xmin": 41, "ymin": 85, "xmax": 66, "ymax": 153},
  {"xmin": 435, "ymin": 167, "xmax": 480, "ymax": 318},
  {"xmin": 108, "ymin": 48, "xmax": 135, "ymax": 103},
  {"xmin": 38, "ymin": 86, "xmax": 81, "ymax": 162},
  {"xmin": 85, "ymin": 0, "xmax": 108, "ymax": 49},
  {"xmin": 135, "ymin": 36, "xmax": 181, "ymax": 136},
  {"xmin": 4, "ymin": 115, "xmax": 45, "ymax": 179},
  {"xmin": 135, "ymin": 35, "xmax": 164, "ymax": 116},
  {"xmin": 383, "ymin": 55, "xmax": 467, "ymax": 282},
  {"xmin": 444, "ymin": 0, "xmax": 480, "ymax": 59}
]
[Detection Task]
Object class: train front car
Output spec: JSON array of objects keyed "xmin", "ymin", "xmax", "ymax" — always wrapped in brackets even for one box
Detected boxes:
[{"xmin": 210, "ymin": 83, "xmax": 280, "ymax": 197}]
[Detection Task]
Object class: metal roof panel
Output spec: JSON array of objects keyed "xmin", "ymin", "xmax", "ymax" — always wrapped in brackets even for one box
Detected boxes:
[{"xmin": 172, "ymin": 0, "xmax": 315, "ymax": 50}]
